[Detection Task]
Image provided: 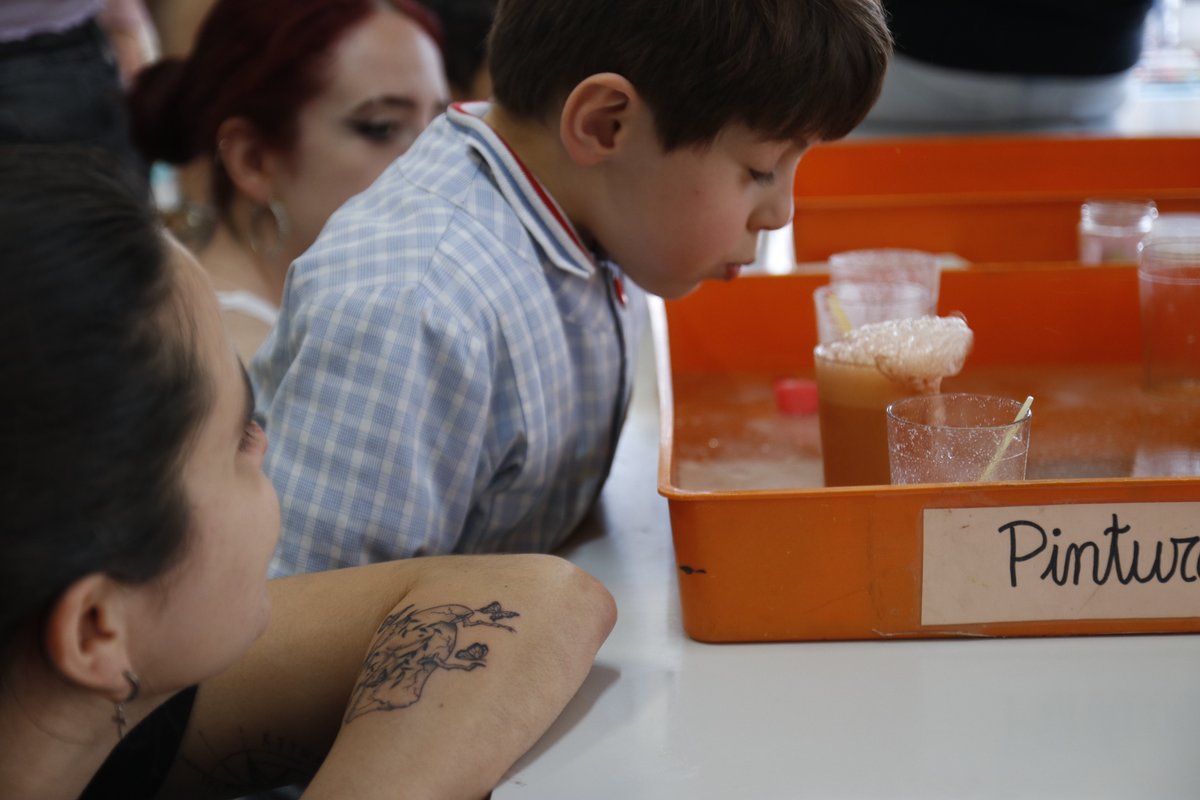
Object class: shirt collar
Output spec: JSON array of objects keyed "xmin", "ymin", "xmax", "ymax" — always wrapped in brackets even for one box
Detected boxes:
[{"xmin": 447, "ymin": 102, "xmax": 594, "ymax": 279}]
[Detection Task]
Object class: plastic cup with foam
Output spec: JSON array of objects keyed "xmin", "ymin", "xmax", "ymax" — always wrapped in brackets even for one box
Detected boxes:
[{"xmin": 814, "ymin": 315, "xmax": 973, "ymax": 486}]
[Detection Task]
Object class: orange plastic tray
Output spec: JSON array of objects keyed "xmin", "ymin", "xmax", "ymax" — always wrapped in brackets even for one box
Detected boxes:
[
  {"xmin": 792, "ymin": 136, "xmax": 1200, "ymax": 262},
  {"xmin": 655, "ymin": 265, "xmax": 1200, "ymax": 642}
]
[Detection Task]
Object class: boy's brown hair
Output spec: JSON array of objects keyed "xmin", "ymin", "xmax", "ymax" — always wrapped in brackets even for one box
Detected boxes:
[{"xmin": 488, "ymin": 0, "xmax": 892, "ymax": 150}]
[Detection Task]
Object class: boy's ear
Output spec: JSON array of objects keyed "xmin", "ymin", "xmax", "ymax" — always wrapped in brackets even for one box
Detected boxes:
[
  {"xmin": 43, "ymin": 574, "xmax": 136, "ymax": 702},
  {"xmin": 559, "ymin": 73, "xmax": 640, "ymax": 166},
  {"xmin": 215, "ymin": 116, "xmax": 275, "ymax": 205}
]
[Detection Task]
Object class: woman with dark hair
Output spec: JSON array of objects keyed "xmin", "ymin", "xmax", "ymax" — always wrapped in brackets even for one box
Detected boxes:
[
  {"xmin": 0, "ymin": 144, "xmax": 614, "ymax": 799},
  {"xmin": 128, "ymin": 0, "xmax": 448, "ymax": 362}
]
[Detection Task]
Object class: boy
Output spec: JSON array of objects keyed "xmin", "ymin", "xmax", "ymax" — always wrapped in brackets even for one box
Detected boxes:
[{"xmin": 252, "ymin": 0, "xmax": 891, "ymax": 574}]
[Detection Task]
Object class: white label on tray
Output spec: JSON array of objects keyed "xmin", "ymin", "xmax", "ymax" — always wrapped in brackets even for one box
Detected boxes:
[{"xmin": 921, "ymin": 502, "xmax": 1200, "ymax": 626}]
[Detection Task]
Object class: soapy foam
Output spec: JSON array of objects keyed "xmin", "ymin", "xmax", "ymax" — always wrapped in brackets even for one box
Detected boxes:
[{"xmin": 815, "ymin": 316, "xmax": 973, "ymax": 393}]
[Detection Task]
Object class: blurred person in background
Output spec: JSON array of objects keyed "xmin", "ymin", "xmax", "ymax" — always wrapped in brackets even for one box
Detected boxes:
[
  {"xmin": 144, "ymin": 0, "xmax": 213, "ymax": 58},
  {"xmin": 0, "ymin": 0, "xmax": 156, "ymax": 177},
  {"xmin": 128, "ymin": 0, "xmax": 448, "ymax": 363},
  {"xmin": 858, "ymin": 0, "xmax": 1155, "ymax": 134}
]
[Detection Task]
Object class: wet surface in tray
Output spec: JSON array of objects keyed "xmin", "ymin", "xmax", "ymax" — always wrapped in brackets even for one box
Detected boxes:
[{"xmin": 672, "ymin": 363, "xmax": 1200, "ymax": 492}]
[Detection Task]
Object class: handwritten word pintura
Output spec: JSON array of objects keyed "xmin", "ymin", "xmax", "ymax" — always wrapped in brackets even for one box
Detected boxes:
[{"xmin": 1000, "ymin": 514, "xmax": 1200, "ymax": 588}]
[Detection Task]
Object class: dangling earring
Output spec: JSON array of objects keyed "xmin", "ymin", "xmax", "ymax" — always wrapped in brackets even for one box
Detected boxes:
[
  {"xmin": 112, "ymin": 670, "xmax": 141, "ymax": 740},
  {"xmin": 248, "ymin": 199, "xmax": 290, "ymax": 260}
]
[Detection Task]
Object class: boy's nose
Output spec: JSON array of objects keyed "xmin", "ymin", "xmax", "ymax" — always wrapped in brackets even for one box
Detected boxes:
[{"xmin": 753, "ymin": 184, "xmax": 794, "ymax": 232}]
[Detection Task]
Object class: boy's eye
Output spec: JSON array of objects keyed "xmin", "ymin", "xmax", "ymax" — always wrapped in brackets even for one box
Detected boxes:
[{"xmin": 748, "ymin": 168, "xmax": 775, "ymax": 186}]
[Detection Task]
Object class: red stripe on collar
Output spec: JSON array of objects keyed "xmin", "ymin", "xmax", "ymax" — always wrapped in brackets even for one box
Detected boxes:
[{"xmin": 451, "ymin": 102, "xmax": 589, "ymax": 259}]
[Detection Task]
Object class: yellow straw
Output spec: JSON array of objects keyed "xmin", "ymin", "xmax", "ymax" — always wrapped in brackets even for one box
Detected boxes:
[
  {"xmin": 827, "ymin": 292, "xmax": 853, "ymax": 335},
  {"xmin": 980, "ymin": 395, "xmax": 1034, "ymax": 482}
]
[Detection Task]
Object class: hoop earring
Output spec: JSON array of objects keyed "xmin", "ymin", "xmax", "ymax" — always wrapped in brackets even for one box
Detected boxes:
[
  {"xmin": 248, "ymin": 199, "xmax": 290, "ymax": 260},
  {"xmin": 112, "ymin": 670, "xmax": 141, "ymax": 740}
]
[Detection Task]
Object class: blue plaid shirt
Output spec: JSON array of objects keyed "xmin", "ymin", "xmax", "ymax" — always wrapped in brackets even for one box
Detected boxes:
[{"xmin": 252, "ymin": 103, "xmax": 646, "ymax": 576}]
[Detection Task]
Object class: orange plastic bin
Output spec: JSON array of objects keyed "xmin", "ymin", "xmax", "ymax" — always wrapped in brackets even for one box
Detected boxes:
[
  {"xmin": 791, "ymin": 136, "xmax": 1200, "ymax": 262},
  {"xmin": 654, "ymin": 265, "xmax": 1200, "ymax": 642}
]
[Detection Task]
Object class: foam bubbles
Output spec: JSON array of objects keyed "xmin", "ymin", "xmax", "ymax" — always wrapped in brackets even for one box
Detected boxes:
[{"xmin": 816, "ymin": 316, "xmax": 974, "ymax": 393}]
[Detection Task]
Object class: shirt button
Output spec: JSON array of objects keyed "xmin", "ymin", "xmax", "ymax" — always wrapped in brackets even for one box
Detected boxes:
[{"xmin": 613, "ymin": 275, "xmax": 627, "ymax": 307}]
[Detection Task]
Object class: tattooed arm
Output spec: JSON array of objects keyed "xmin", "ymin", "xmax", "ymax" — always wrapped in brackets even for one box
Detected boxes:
[{"xmin": 154, "ymin": 554, "xmax": 615, "ymax": 799}]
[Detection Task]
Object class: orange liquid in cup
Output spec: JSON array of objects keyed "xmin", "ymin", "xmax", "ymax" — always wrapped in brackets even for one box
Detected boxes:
[
  {"xmin": 814, "ymin": 352, "xmax": 924, "ymax": 486},
  {"xmin": 813, "ymin": 315, "xmax": 974, "ymax": 487}
]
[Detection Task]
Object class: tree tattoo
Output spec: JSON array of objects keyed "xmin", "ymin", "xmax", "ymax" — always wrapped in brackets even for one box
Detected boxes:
[{"xmin": 344, "ymin": 601, "xmax": 520, "ymax": 723}]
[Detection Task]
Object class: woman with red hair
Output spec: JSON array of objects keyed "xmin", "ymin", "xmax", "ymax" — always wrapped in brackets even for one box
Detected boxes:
[{"xmin": 129, "ymin": 0, "xmax": 448, "ymax": 362}]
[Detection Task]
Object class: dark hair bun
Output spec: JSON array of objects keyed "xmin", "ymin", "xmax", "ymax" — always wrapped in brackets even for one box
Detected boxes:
[{"xmin": 127, "ymin": 58, "xmax": 194, "ymax": 165}]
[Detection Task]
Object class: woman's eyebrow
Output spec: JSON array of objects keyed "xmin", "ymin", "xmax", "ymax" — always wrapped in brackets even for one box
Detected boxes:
[{"xmin": 351, "ymin": 95, "xmax": 418, "ymax": 114}]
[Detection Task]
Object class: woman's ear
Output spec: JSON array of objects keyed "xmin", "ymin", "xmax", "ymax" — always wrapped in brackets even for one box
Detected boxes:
[
  {"xmin": 42, "ymin": 574, "xmax": 135, "ymax": 702},
  {"xmin": 559, "ymin": 73, "xmax": 640, "ymax": 167},
  {"xmin": 215, "ymin": 117, "xmax": 275, "ymax": 206}
]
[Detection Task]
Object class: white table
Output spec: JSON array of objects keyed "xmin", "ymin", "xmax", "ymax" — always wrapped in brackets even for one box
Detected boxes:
[{"xmin": 495, "ymin": 317, "xmax": 1200, "ymax": 799}]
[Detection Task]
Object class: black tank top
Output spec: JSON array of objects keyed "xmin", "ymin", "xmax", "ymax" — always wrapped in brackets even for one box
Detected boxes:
[{"xmin": 80, "ymin": 686, "xmax": 197, "ymax": 799}]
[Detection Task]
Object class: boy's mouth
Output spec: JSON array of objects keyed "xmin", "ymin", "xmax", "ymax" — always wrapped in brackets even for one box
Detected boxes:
[{"xmin": 724, "ymin": 264, "xmax": 745, "ymax": 281}]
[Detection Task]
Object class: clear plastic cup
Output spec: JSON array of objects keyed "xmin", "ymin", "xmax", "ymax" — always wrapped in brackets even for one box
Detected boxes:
[
  {"xmin": 886, "ymin": 393, "xmax": 1032, "ymax": 484},
  {"xmin": 1078, "ymin": 199, "xmax": 1157, "ymax": 265},
  {"xmin": 1138, "ymin": 237, "xmax": 1200, "ymax": 395},
  {"xmin": 814, "ymin": 316, "xmax": 974, "ymax": 486},
  {"xmin": 829, "ymin": 248, "xmax": 940, "ymax": 312},
  {"xmin": 1145, "ymin": 213, "xmax": 1200, "ymax": 245},
  {"xmin": 812, "ymin": 280, "xmax": 930, "ymax": 346}
]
